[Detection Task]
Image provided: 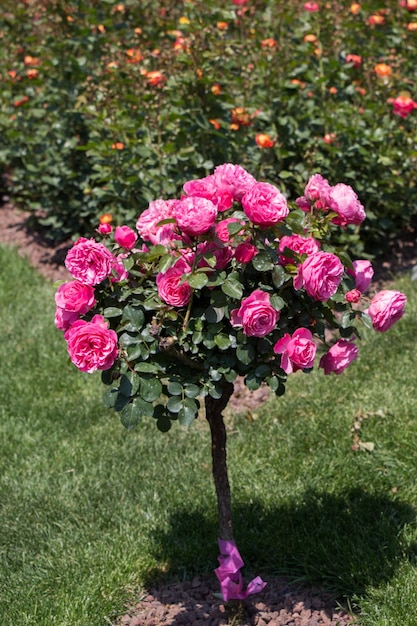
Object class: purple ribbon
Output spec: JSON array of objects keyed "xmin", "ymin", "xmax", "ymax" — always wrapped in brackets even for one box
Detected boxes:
[{"xmin": 214, "ymin": 538, "xmax": 267, "ymax": 601}]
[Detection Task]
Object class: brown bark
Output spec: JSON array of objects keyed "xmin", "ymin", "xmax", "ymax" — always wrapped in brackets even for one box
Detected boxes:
[{"xmin": 205, "ymin": 381, "xmax": 235, "ymax": 540}]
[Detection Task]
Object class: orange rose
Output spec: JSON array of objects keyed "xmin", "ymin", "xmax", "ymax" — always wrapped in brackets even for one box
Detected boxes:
[
  {"xmin": 125, "ymin": 48, "xmax": 143, "ymax": 64},
  {"xmin": 146, "ymin": 70, "xmax": 165, "ymax": 86},
  {"xmin": 111, "ymin": 142, "xmax": 124, "ymax": 150},
  {"xmin": 374, "ymin": 63, "xmax": 391, "ymax": 77},
  {"xmin": 303, "ymin": 34, "xmax": 317, "ymax": 43},
  {"xmin": 99, "ymin": 213, "xmax": 113, "ymax": 225},
  {"xmin": 255, "ymin": 133, "xmax": 274, "ymax": 148},
  {"xmin": 368, "ymin": 15, "xmax": 385, "ymax": 25},
  {"xmin": 261, "ymin": 38, "xmax": 277, "ymax": 48},
  {"xmin": 211, "ymin": 83, "xmax": 222, "ymax": 96},
  {"xmin": 231, "ymin": 107, "xmax": 251, "ymax": 126},
  {"xmin": 350, "ymin": 3, "xmax": 361, "ymax": 14}
]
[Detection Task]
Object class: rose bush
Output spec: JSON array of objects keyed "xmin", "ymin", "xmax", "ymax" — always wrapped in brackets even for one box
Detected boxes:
[
  {"xmin": 55, "ymin": 163, "xmax": 406, "ymax": 601},
  {"xmin": 55, "ymin": 163, "xmax": 406, "ymax": 428}
]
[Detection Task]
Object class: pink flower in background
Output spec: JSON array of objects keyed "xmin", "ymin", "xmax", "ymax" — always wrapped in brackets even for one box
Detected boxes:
[
  {"xmin": 65, "ymin": 238, "xmax": 115, "ymax": 286},
  {"xmin": 213, "ymin": 163, "xmax": 257, "ymax": 202},
  {"xmin": 348, "ymin": 259, "xmax": 374, "ymax": 292},
  {"xmin": 174, "ymin": 196, "xmax": 218, "ymax": 236},
  {"xmin": 320, "ymin": 339, "xmax": 359, "ymax": 374},
  {"xmin": 294, "ymin": 251, "xmax": 344, "ymax": 301},
  {"xmin": 367, "ymin": 290, "xmax": 407, "ymax": 332},
  {"xmin": 242, "ymin": 182, "xmax": 289, "ymax": 227},
  {"xmin": 304, "ymin": 1, "xmax": 319, "ymax": 10},
  {"xmin": 234, "ymin": 241, "xmax": 258, "ymax": 263},
  {"xmin": 114, "ymin": 225, "xmax": 137, "ymax": 250},
  {"xmin": 328, "ymin": 183, "xmax": 366, "ymax": 226},
  {"xmin": 64, "ymin": 314, "xmax": 118, "ymax": 373},
  {"xmin": 55, "ymin": 280, "xmax": 95, "ymax": 313},
  {"xmin": 274, "ymin": 328, "xmax": 317, "ymax": 374},
  {"xmin": 392, "ymin": 95, "xmax": 416, "ymax": 118},
  {"xmin": 136, "ymin": 198, "xmax": 178, "ymax": 246},
  {"xmin": 230, "ymin": 289, "xmax": 279, "ymax": 337},
  {"xmin": 278, "ymin": 234, "xmax": 320, "ymax": 266},
  {"xmin": 345, "ymin": 54, "xmax": 362, "ymax": 68},
  {"xmin": 156, "ymin": 258, "xmax": 192, "ymax": 306}
]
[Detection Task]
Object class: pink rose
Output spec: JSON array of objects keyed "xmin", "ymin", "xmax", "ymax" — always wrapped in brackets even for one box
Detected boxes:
[
  {"xmin": 111, "ymin": 254, "xmax": 129, "ymax": 282},
  {"xmin": 213, "ymin": 163, "xmax": 257, "ymax": 202},
  {"xmin": 235, "ymin": 241, "xmax": 258, "ymax": 264},
  {"xmin": 278, "ymin": 234, "xmax": 320, "ymax": 266},
  {"xmin": 241, "ymin": 182, "xmax": 289, "ymax": 227},
  {"xmin": 348, "ymin": 259, "xmax": 374, "ymax": 293},
  {"xmin": 197, "ymin": 241, "xmax": 234, "ymax": 271},
  {"xmin": 55, "ymin": 280, "xmax": 96, "ymax": 313},
  {"xmin": 345, "ymin": 289, "xmax": 362, "ymax": 304},
  {"xmin": 136, "ymin": 199, "xmax": 178, "ymax": 246},
  {"xmin": 156, "ymin": 258, "xmax": 192, "ymax": 306},
  {"xmin": 183, "ymin": 175, "xmax": 233, "ymax": 212},
  {"xmin": 64, "ymin": 314, "xmax": 118, "ymax": 373},
  {"xmin": 304, "ymin": 174, "xmax": 331, "ymax": 208},
  {"xmin": 54, "ymin": 307, "xmax": 79, "ymax": 331},
  {"xmin": 294, "ymin": 251, "xmax": 344, "ymax": 301},
  {"xmin": 392, "ymin": 95, "xmax": 416, "ymax": 119},
  {"xmin": 273, "ymin": 328, "xmax": 317, "ymax": 374},
  {"xmin": 114, "ymin": 225, "xmax": 137, "ymax": 250},
  {"xmin": 304, "ymin": 1, "xmax": 319, "ymax": 11},
  {"xmin": 65, "ymin": 238, "xmax": 115, "ymax": 286},
  {"xmin": 230, "ymin": 289, "xmax": 279, "ymax": 337},
  {"xmin": 367, "ymin": 290, "xmax": 407, "ymax": 332},
  {"xmin": 215, "ymin": 217, "xmax": 244, "ymax": 243},
  {"xmin": 174, "ymin": 196, "xmax": 218, "ymax": 236},
  {"xmin": 97, "ymin": 223, "xmax": 112, "ymax": 235},
  {"xmin": 319, "ymin": 339, "xmax": 359, "ymax": 375},
  {"xmin": 328, "ymin": 183, "xmax": 366, "ymax": 226}
]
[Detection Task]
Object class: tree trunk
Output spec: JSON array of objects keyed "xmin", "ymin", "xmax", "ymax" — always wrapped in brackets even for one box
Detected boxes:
[{"xmin": 205, "ymin": 381, "xmax": 235, "ymax": 540}]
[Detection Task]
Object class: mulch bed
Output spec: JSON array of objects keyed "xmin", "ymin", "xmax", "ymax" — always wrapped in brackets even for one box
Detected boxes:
[{"xmin": 115, "ymin": 575, "xmax": 356, "ymax": 626}]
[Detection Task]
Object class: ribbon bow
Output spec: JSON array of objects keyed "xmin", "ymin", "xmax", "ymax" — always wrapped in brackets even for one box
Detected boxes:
[{"xmin": 214, "ymin": 538, "xmax": 267, "ymax": 601}]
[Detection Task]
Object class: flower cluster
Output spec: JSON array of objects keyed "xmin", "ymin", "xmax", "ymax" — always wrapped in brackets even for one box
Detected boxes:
[{"xmin": 55, "ymin": 164, "xmax": 407, "ymax": 431}]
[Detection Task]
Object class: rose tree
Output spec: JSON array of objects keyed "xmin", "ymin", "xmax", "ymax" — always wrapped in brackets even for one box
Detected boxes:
[{"xmin": 55, "ymin": 164, "xmax": 406, "ymax": 601}]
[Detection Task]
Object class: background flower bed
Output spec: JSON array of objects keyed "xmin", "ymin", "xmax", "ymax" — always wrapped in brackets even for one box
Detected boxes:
[{"xmin": 0, "ymin": 0, "xmax": 416, "ymax": 256}]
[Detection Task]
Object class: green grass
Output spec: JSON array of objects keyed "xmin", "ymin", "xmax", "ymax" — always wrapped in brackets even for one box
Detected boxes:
[{"xmin": 1, "ymin": 244, "xmax": 417, "ymax": 625}]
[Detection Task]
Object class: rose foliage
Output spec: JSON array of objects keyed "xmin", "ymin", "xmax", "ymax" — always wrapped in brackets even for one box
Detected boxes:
[{"xmin": 55, "ymin": 164, "xmax": 407, "ymax": 432}]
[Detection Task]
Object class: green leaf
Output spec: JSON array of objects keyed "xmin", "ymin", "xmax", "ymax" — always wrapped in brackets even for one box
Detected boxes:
[
  {"xmin": 252, "ymin": 252, "xmax": 274, "ymax": 272},
  {"xmin": 236, "ymin": 343, "xmax": 255, "ymax": 365},
  {"xmin": 270, "ymin": 294, "xmax": 285, "ymax": 311},
  {"xmin": 188, "ymin": 272, "xmax": 209, "ymax": 289},
  {"xmin": 167, "ymin": 396, "xmax": 183, "ymax": 413},
  {"xmin": 103, "ymin": 307, "xmax": 122, "ymax": 318},
  {"xmin": 119, "ymin": 372, "xmax": 139, "ymax": 397},
  {"xmin": 184, "ymin": 384, "xmax": 200, "ymax": 398},
  {"xmin": 360, "ymin": 312, "xmax": 373, "ymax": 329},
  {"xmin": 222, "ymin": 279, "xmax": 243, "ymax": 299},
  {"xmin": 120, "ymin": 401, "xmax": 143, "ymax": 430},
  {"xmin": 139, "ymin": 376, "xmax": 162, "ymax": 402},
  {"xmin": 122, "ymin": 305, "xmax": 145, "ymax": 330},
  {"xmin": 134, "ymin": 362, "xmax": 161, "ymax": 373},
  {"xmin": 167, "ymin": 381, "xmax": 183, "ymax": 395},
  {"xmin": 205, "ymin": 306, "xmax": 225, "ymax": 323},
  {"xmin": 178, "ymin": 398, "xmax": 199, "ymax": 426},
  {"xmin": 214, "ymin": 333, "xmax": 232, "ymax": 350},
  {"xmin": 272, "ymin": 265, "xmax": 286, "ymax": 288},
  {"xmin": 102, "ymin": 388, "xmax": 118, "ymax": 408}
]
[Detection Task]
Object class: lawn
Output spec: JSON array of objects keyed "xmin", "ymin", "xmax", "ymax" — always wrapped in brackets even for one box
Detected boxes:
[{"xmin": 1, "ymin": 243, "xmax": 417, "ymax": 625}]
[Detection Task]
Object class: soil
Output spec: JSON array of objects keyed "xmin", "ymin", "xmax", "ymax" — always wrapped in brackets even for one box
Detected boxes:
[{"xmin": 2, "ymin": 200, "xmax": 416, "ymax": 626}]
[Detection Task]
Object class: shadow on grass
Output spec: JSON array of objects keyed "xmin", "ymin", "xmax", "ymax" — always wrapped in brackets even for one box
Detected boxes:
[{"xmin": 146, "ymin": 487, "xmax": 417, "ymax": 598}]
